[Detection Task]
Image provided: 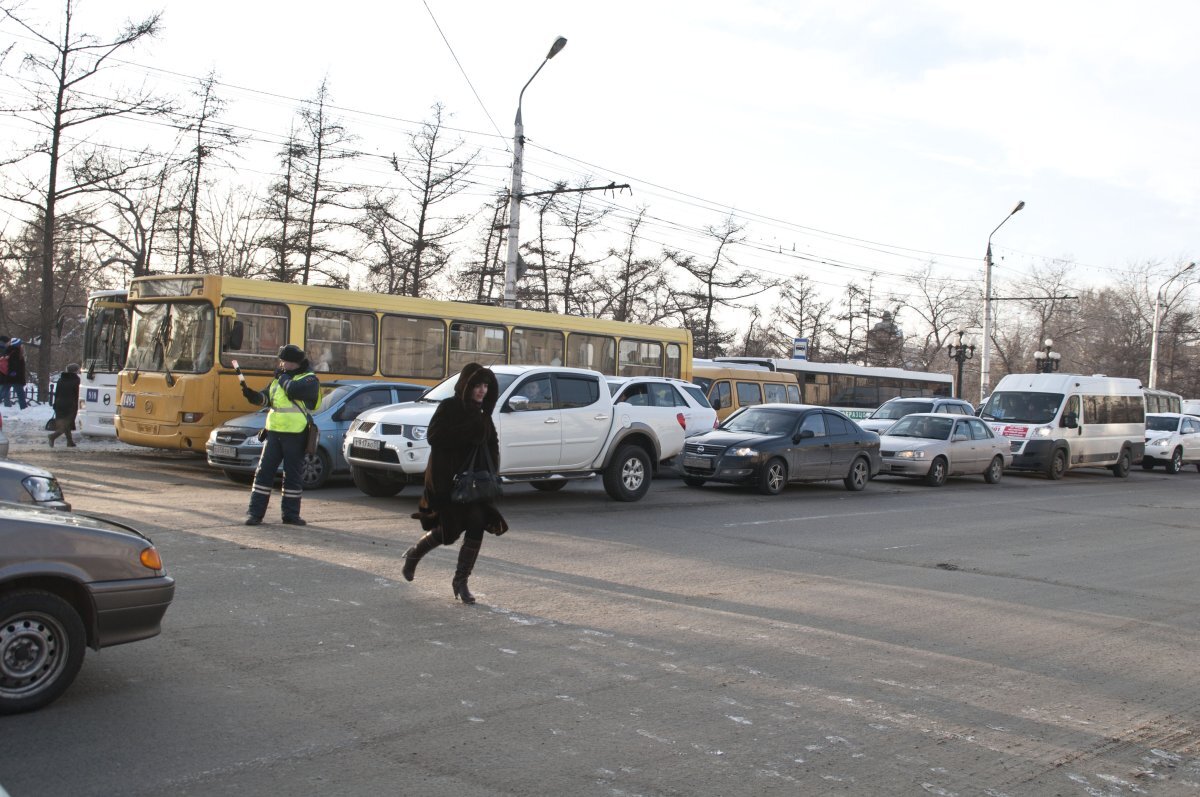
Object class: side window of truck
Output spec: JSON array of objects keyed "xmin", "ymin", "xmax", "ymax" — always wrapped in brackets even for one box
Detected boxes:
[{"xmin": 556, "ymin": 375, "xmax": 601, "ymax": 409}]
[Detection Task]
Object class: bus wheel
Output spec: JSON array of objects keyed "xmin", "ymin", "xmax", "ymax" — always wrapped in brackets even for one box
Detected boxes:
[
  {"xmin": 1110, "ymin": 448, "xmax": 1131, "ymax": 478},
  {"xmin": 223, "ymin": 469, "xmax": 254, "ymax": 485},
  {"xmin": 1047, "ymin": 449, "xmax": 1067, "ymax": 480},
  {"xmin": 1166, "ymin": 448, "xmax": 1183, "ymax": 474},
  {"xmin": 351, "ymin": 466, "xmax": 404, "ymax": 497},
  {"xmin": 300, "ymin": 449, "xmax": 332, "ymax": 490}
]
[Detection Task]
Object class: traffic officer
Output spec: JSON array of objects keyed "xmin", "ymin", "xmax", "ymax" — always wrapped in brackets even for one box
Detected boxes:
[{"xmin": 240, "ymin": 344, "xmax": 320, "ymax": 526}]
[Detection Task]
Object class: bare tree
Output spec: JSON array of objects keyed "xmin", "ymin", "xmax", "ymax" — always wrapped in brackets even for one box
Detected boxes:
[
  {"xmin": 179, "ymin": 71, "xmax": 244, "ymax": 272},
  {"xmin": 896, "ymin": 262, "xmax": 976, "ymax": 370},
  {"xmin": 295, "ymin": 78, "xmax": 357, "ymax": 285},
  {"xmin": 262, "ymin": 127, "xmax": 307, "ymax": 283},
  {"xmin": 549, "ymin": 184, "xmax": 608, "ymax": 316},
  {"xmin": 771, "ymin": 275, "xmax": 836, "ymax": 362},
  {"xmin": 0, "ymin": 0, "xmax": 171, "ymax": 397},
  {"xmin": 449, "ymin": 191, "xmax": 508, "ymax": 304}
]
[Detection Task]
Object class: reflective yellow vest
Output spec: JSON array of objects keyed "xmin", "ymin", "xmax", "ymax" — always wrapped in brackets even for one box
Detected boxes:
[{"xmin": 265, "ymin": 372, "xmax": 316, "ymax": 433}]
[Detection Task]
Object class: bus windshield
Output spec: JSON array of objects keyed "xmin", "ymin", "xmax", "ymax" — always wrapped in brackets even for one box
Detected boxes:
[
  {"xmin": 83, "ymin": 302, "xmax": 129, "ymax": 374},
  {"xmin": 979, "ymin": 391, "xmax": 1063, "ymax": 424},
  {"xmin": 127, "ymin": 302, "xmax": 215, "ymax": 374}
]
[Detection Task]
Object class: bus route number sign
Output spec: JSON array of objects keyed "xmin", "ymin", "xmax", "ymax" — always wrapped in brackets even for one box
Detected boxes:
[{"xmin": 121, "ymin": 393, "xmax": 136, "ymax": 409}]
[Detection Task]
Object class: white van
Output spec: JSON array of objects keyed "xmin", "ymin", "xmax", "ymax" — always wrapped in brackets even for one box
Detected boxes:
[{"xmin": 978, "ymin": 373, "xmax": 1145, "ymax": 479}]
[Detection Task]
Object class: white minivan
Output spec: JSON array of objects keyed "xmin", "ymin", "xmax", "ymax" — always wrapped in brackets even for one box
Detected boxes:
[{"xmin": 978, "ymin": 373, "xmax": 1145, "ymax": 479}]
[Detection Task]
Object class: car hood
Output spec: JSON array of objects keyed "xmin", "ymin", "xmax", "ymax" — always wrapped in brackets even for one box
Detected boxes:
[
  {"xmin": 878, "ymin": 434, "xmax": 945, "ymax": 451},
  {"xmin": 356, "ymin": 400, "xmax": 436, "ymax": 425},
  {"xmin": 0, "ymin": 459, "xmax": 55, "ymax": 480},
  {"xmin": 688, "ymin": 430, "xmax": 778, "ymax": 448},
  {"xmin": 0, "ymin": 501, "xmax": 150, "ymax": 541},
  {"xmin": 1145, "ymin": 430, "xmax": 1175, "ymax": 443},
  {"xmin": 219, "ymin": 411, "xmax": 269, "ymax": 431},
  {"xmin": 858, "ymin": 418, "xmax": 897, "ymax": 433}
]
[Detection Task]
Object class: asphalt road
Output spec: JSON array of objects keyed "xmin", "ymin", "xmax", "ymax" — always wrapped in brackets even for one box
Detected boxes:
[{"xmin": 3, "ymin": 448, "xmax": 1200, "ymax": 796}]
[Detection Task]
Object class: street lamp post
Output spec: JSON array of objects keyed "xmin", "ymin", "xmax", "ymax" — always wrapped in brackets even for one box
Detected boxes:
[
  {"xmin": 503, "ymin": 36, "xmax": 568, "ymax": 308},
  {"xmin": 979, "ymin": 200, "xmax": 1025, "ymax": 404},
  {"xmin": 946, "ymin": 330, "xmax": 974, "ymax": 399},
  {"xmin": 1032, "ymin": 338, "xmax": 1061, "ymax": 373},
  {"xmin": 1148, "ymin": 261, "xmax": 1196, "ymax": 389}
]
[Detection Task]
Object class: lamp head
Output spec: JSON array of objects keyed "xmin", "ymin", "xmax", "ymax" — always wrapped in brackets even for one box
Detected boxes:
[
  {"xmin": 1012, "ymin": 200, "xmax": 1026, "ymax": 215},
  {"xmin": 1044, "ymin": 338, "xmax": 1053, "ymax": 348},
  {"xmin": 547, "ymin": 37, "xmax": 567, "ymax": 59}
]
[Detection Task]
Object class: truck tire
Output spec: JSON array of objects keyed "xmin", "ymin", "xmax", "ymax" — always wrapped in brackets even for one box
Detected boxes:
[
  {"xmin": 603, "ymin": 445, "xmax": 652, "ymax": 502},
  {"xmin": 1110, "ymin": 448, "xmax": 1131, "ymax": 478},
  {"xmin": 351, "ymin": 466, "xmax": 404, "ymax": 497},
  {"xmin": 0, "ymin": 590, "xmax": 87, "ymax": 715},
  {"xmin": 1046, "ymin": 449, "xmax": 1067, "ymax": 480}
]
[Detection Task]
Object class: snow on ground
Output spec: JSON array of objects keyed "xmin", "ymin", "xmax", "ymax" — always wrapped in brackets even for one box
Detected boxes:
[{"xmin": 1, "ymin": 403, "xmax": 135, "ymax": 456}]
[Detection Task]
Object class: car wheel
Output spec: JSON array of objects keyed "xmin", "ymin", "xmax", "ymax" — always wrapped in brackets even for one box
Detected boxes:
[
  {"xmin": 682, "ymin": 476, "xmax": 707, "ymax": 488},
  {"xmin": 531, "ymin": 481, "xmax": 567, "ymax": 492},
  {"xmin": 223, "ymin": 469, "xmax": 254, "ymax": 485},
  {"xmin": 0, "ymin": 590, "xmax": 87, "ymax": 715},
  {"xmin": 757, "ymin": 458, "xmax": 787, "ymax": 495},
  {"xmin": 1110, "ymin": 448, "xmax": 1131, "ymax": 478},
  {"xmin": 350, "ymin": 466, "xmax": 404, "ymax": 497},
  {"xmin": 844, "ymin": 457, "xmax": 870, "ymax": 492},
  {"xmin": 1166, "ymin": 448, "xmax": 1183, "ymax": 474},
  {"xmin": 983, "ymin": 456, "xmax": 1004, "ymax": 484},
  {"xmin": 924, "ymin": 456, "xmax": 948, "ymax": 487},
  {"xmin": 1047, "ymin": 449, "xmax": 1067, "ymax": 480},
  {"xmin": 300, "ymin": 448, "xmax": 332, "ymax": 490},
  {"xmin": 603, "ymin": 445, "xmax": 652, "ymax": 502}
]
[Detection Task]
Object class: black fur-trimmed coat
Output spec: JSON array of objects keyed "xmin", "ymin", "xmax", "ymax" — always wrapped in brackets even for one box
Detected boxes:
[{"xmin": 413, "ymin": 363, "xmax": 508, "ymax": 542}]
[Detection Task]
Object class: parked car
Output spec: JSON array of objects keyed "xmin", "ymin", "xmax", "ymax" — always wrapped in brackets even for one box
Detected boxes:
[
  {"xmin": 1142, "ymin": 412, "xmax": 1200, "ymax": 473},
  {"xmin": 205, "ymin": 380, "xmax": 427, "ymax": 489},
  {"xmin": 877, "ymin": 413, "xmax": 1012, "ymax": 486},
  {"xmin": 0, "ymin": 413, "xmax": 8, "ymax": 458},
  {"xmin": 858, "ymin": 396, "xmax": 976, "ymax": 434},
  {"xmin": 0, "ymin": 502, "xmax": 175, "ymax": 714},
  {"xmin": 606, "ymin": 376, "xmax": 718, "ymax": 438},
  {"xmin": 678, "ymin": 404, "xmax": 881, "ymax": 495},
  {"xmin": 0, "ymin": 459, "xmax": 70, "ymax": 509}
]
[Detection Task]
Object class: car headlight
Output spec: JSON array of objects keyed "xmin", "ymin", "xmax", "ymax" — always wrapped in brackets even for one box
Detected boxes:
[
  {"xmin": 403, "ymin": 425, "xmax": 428, "ymax": 441},
  {"xmin": 22, "ymin": 475, "xmax": 64, "ymax": 503},
  {"xmin": 894, "ymin": 450, "xmax": 927, "ymax": 459},
  {"xmin": 729, "ymin": 446, "xmax": 757, "ymax": 457}
]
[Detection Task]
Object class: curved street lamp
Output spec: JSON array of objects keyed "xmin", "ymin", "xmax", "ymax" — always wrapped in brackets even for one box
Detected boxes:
[
  {"xmin": 1033, "ymin": 338, "xmax": 1061, "ymax": 373},
  {"xmin": 1148, "ymin": 261, "xmax": 1195, "ymax": 388},
  {"xmin": 503, "ymin": 36, "xmax": 568, "ymax": 308},
  {"xmin": 946, "ymin": 330, "xmax": 974, "ymax": 399},
  {"xmin": 980, "ymin": 200, "xmax": 1025, "ymax": 403}
]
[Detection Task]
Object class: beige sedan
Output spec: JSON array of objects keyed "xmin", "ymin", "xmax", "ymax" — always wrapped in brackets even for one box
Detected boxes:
[{"xmin": 877, "ymin": 412, "xmax": 1013, "ymax": 486}]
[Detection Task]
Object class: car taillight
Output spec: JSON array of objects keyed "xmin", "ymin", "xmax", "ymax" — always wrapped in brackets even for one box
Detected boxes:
[{"xmin": 676, "ymin": 413, "xmax": 687, "ymax": 430}]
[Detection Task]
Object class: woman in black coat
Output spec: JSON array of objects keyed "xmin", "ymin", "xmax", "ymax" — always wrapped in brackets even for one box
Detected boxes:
[
  {"xmin": 402, "ymin": 362, "xmax": 507, "ymax": 604},
  {"xmin": 49, "ymin": 363, "xmax": 81, "ymax": 447}
]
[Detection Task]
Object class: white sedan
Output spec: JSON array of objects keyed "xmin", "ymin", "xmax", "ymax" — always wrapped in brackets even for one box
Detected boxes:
[
  {"xmin": 1142, "ymin": 412, "xmax": 1200, "ymax": 474},
  {"xmin": 878, "ymin": 413, "xmax": 1013, "ymax": 486}
]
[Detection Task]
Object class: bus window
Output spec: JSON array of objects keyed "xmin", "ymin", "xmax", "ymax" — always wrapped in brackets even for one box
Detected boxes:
[
  {"xmin": 511, "ymin": 327, "xmax": 565, "ymax": 366},
  {"xmin": 710, "ymin": 381, "xmax": 732, "ymax": 410},
  {"xmin": 221, "ymin": 299, "xmax": 288, "ymax": 371},
  {"xmin": 567, "ymin": 334, "xmax": 616, "ymax": 374},
  {"xmin": 619, "ymin": 339, "xmax": 663, "ymax": 376},
  {"xmin": 804, "ymin": 373, "xmax": 830, "ymax": 405},
  {"xmin": 449, "ymin": 321, "xmax": 506, "ymax": 373},
  {"xmin": 736, "ymin": 381, "xmax": 763, "ymax": 407},
  {"xmin": 786, "ymin": 384, "xmax": 801, "ymax": 403},
  {"xmin": 764, "ymin": 383, "xmax": 788, "ymax": 403},
  {"xmin": 381, "ymin": 314, "xmax": 445, "ymax": 379},
  {"xmin": 665, "ymin": 344, "xmax": 682, "ymax": 378},
  {"xmin": 306, "ymin": 308, "xmax": 377, "ymax": 375}
]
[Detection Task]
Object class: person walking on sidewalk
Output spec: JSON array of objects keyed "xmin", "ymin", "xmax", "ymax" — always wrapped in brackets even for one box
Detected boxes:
[
  {"xmin": 240, "ymin": 344, "xmax": 320, "ymax": 526},
  {"xmin": 402, "ymin": 362, "xmax": 507, "ymax": 604},
  {"xmin": 48, "ymin": 363, "xmax": 81, "ymax": 447},
  {"xmin": 2, "ymin": 338, "xmax": 28, "ymax": 409}
]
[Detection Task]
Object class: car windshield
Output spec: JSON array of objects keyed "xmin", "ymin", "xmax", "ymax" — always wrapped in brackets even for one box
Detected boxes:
[
  {"xmin": 886, "ymin": 415, "xmax": 953, "ymax": 439},
  {"xmin": 722, "ymin": 407, "xmax": 797, "ymax": 435},
  {"xmin": 319, "ymin": 385, "xmax": 355, "ymax": 407},
  {"xmin": 979, "ymin": 391, "xmax": 1063, "ymax": 423},
  {"xmin": 869, "ymin": 400, "xmax": 933, "ymax": 420},
  {"xmin": 421, "ymin": 372, "xmax": 518, "ymax": 403},
  {"xmin": 1146, "ymin": 415, "xmax": 1179, "ymax": 432}
]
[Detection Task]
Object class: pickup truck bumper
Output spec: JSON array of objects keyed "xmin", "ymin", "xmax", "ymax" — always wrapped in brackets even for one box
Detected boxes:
[{"xmin": 344, "ymin": 434, "xmax": 429, "ymax": 476}]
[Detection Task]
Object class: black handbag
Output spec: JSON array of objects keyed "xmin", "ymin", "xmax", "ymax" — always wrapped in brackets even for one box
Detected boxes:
[{"xmin": 450, "ymin": 445, "xmax": 503, "ymax": 504}]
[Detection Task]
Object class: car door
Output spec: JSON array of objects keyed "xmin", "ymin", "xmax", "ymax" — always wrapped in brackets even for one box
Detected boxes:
[
  {"xmin": 947, "ymin": 418, "xmax": 976, "ymax": 473},
  {"xmin": 1182, "ymin": 416, "xmax": 1200, "ymax": 462},
  {"xmin": 789, "ymin": 411, "xmax": 831, "ymax": 480},
  {"xmin": 498, "ymin": 375, "xmax": 561, "ymax": 471},
  {"xmin": 821, "ymin": 411, "xmax": 859, "ymax": 478},
  {"xmin": 555, "ymin": 374, "xmax": 610, "ymax": 469},
  {"xmin": 967, "ymin": 418, "xmax": 999, "ymax": 470}
]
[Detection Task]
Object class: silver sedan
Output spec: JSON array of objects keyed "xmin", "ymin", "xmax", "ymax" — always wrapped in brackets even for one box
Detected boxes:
[{"xmin": 877, "ymin": 413, "xmax": 1013, "ymax": 486}]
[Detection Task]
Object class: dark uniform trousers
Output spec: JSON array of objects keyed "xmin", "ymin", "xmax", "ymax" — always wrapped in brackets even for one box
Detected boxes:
[{"xmin": 249, "ymin": 429, "xmax": 306, "ymax": 520}]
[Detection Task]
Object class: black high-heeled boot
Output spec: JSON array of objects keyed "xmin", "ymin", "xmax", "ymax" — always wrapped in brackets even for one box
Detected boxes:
[
  {"xmin": 401, "ymin": 532, "xmax": 440, "ymax": 582},
  {"xmin": 451, "ymin": 539, "xmax": 482, "ymax": 604}
]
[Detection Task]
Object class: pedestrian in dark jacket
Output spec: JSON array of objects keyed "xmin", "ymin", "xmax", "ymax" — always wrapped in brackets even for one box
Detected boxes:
[
  {"xmin": 48, "ymin": 363, "xmax": 81, "ymax": 447},
  {"xmin": 403, "ymin": 362, "xmax": 507, "ymax": 604},
  {"xmin": 2, "ymin": 337, "xmax": 28, "ymax": 409},
  {"xmin": 239, "ymin": 344, "xmax": 320, "ymax": 526}
]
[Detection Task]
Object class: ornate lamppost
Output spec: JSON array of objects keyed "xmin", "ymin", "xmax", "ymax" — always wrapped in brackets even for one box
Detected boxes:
[
  {"xmin": 1033, "ymin": 338, "xmax": 1061, "ymax": 373},
  {"xmin": 946, "ymin": 330, "xmax": 974, "ymax": 399}
]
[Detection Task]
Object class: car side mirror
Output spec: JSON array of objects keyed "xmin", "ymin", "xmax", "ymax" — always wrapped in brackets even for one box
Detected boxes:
[
  {"xmin": 795, "ymin": 429, "xmax": 815, "ymax": 442},
  {"xmin": 505, "ymin": 395, "xmax": 529, "ymax": 413},
  {"xmin": 1062, "ymin": 413, "xmax": 1078, "ymax": 429}
]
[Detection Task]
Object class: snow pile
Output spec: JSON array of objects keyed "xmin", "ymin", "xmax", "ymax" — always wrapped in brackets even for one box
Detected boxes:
[{"xmin": 1, "ymin": 404, "xmax": 135, "ymax": 455}]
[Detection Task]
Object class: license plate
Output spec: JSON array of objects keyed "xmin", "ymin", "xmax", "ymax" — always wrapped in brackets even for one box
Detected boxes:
[
  {"xmin": 121, "ymin": 392, "xmax": 136, "ymax": 408},
  {"xmin": 212, "ymin": 444, "xmax": 237, "ymax": 458},
  {"xmin": 355, "ymin": 437, "xmax": 381, "ymax": 450},
  {"xmin": 683, "ymin": 455, "xmax": 713, "ymax": 470}
]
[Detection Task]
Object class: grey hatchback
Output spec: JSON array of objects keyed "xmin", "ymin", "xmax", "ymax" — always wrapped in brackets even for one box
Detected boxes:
[
  {"xmin": 0, "ymin": 502, "xmax": 175, "ymax": 714},
  {"xmin": 205, "ymin": 380, "xmax": 427, "ymax": 489}
]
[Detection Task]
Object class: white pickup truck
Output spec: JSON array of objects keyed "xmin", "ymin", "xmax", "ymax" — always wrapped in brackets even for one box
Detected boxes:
[{"xmin": 343, "ymin": 365, "xmax": 686, "ymax": 502}]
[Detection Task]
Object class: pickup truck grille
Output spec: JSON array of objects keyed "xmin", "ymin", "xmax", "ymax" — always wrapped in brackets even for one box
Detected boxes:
[
  {"xmin": 349, "ymin": 446, "xmax": 400, "ymax": 464},
  {"xmin": 684, "ymin": 442, "xmax": 726, "ymax": 457},
  {"xmin": 381, "ymin": 423, "xmax": 405, "ymax": 436}
]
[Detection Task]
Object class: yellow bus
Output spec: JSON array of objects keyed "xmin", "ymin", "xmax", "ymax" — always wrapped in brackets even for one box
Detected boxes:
[
  {"xmin": 691, "ymin": 360, "xmax": 802, "ymax": 421},
  {"xmin": 115, "ymin": 275, "xmax": 692, "ymax": 452}
]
